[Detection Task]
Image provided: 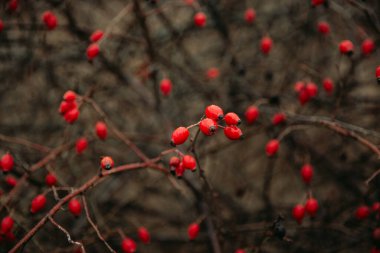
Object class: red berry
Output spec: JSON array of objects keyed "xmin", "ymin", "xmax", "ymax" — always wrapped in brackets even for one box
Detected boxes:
[
  {"xmin": 187, "ymin": 223, "xmax": 200, "ymax": 240},
  {"xmin": 95, "ymin": 121, "xmax": 108, "ymax": 140},
  {"xmin": 68, "ymin": 198, "xmax": 81, "ymax": 216},
  {"xmin": 224, "ymin": 126, "xmax": 243, "ymax": 140},
  {"xmin": 194, "ymin": 12, "xmax": 207, "ymax": 27},
  {"xmin": 42, "ymin": 11, "xmax": 58, "ymax": 30},
  {"xmin": 305, "ymin": 198, "xmax": 319, "ymax": 217},
  {"xmin": 45, "ymin": 173, "xmax": 57, "ymax": 186},
  {"xmin": 355, "ymin": 205, "xmax": 370, "ymax": 220},
  {"xmin": 306, "ymin": 82, "xmax": 318, "ymax": 97},
  {"xmin": 8, "ymin": 0, "xmax": 18, "ymax": 11},
  {"xmin": 294, "ymin": 81, "xmax": 305, "ymax": 92},
  {"xmin": 1, "ymin": 216, "xmax": 14, "ymax": 234},
  {"xmin": 87, "ymin": 43, "xmax": 100, "ymax": 60},
  {"xmin": 317, "ymin": 21, "xmax": 330, "ymax": 35},
  {"xmin": 339, "ymin": 40, "xmax": 354, "ymax": 55},
  {"xmin": 260, "ymin": 36, "xmax": 273, "ymax": 55},
  {"xmin": 64, "ymin": 108, "xmax": 80, "ymax": 124},
  {"xmin": 300, "ymin": 164, "xmax": 314, "ymax": 184},
  {"xmin": 205, "ymin": 105, "xmax": 224, "ymax": 121},
  {"xmin": 30, "ymin": 194, "xmax": 47, "ymax": 213},
  {"xmin": 160, "ymin": 78, "xmax": 172, "ymax": 96},
  {"xmin": 311, "ymin": 0, "xmax": 325, "ymax": 6},
  {"xmin": 298, "ymin": 89, "xmax": 310, "ymax": 105},
  {"xmin": 171, "ymin": 127, "xmax": 190, "ymax": 146},
  {"xmin": 235, "ymin": 249, "xmax": 246, "ymax": 253},
  {"xmin": 199, "ymin": 118, "xmax": 218, "ymax": 136},
  {"xmin": 322, "ymin": 78, "xmax": 334, "ymax": 94},
  {"xmin": 0, "ymin": 20, "xmax": 4, "ymax": 32},
  {"xmin": 245, "ymin": 106, "xmax": 259, "ymax": 124},
  {"xmin": 272, "ymin": 113, "xmax": 286, "ymax": 126},
  {"xmin": 90, "ymin": 30, "xmax": 104, "ymax": 42},
  {"xmin": 169, "ymin": 157, "xmax": 180, "ymax": 168},
  {"xmin": 224, "ymin": 112, "xmax": 241, "ymax": 125},
  {"xmin": 372, "ymin": 202, "xmax": 380, "ymax": 212},
  {"xmin": 292, "ymin": 204, "xmax": 305, "ymax": 224},
  {"xmin": 122, "ymin": 237, "xmax": 137, "ymax": 253},
  {"xmin": 5, "ymin": 176, "xmax": 17, "ymax": 187},
  {"xmin": 138, "ymin": 227, "xmax": 150, "ymax": 244},
  {"xmin": 59, "ymin": 100, "xmax": 77, "ymax": 115},
  {"xmin": 244, "ymin": 8, "xmax": 256, "ymax": 24},
  {"xmin": 101, "ymin": 156, "xmax": 114, "ymax": 170},
  {"xmin": 265, "ymin": 139, "xmax": 279, "ymax": 157},
  {"xmin": 63, "ymin": 90, "xmax": 76, "ymax": 102},
  {"xmin": 76, "ymin": 137, "xmax": 88, "ymax": 154},
  {"xmin": 361, "ymin": 38, "xmax": 375, "ymax": 56},
  {"xmin": 206, "ymin": 67, "xmax": 220, "ymax": 80},
  {"xmin": 376, "ymin": 66, "xmax": 380, "ymax": 83},
  {"xmin": 175, "ymin": 162, "xmax": 185, "ymax": 178},
  {"xmin": 182, "ymin": 155, "xmax": 196, "ymax": 171},
  {"xmin": 1, "ymin": 153, "xmax": 14, "ymax": 172}
]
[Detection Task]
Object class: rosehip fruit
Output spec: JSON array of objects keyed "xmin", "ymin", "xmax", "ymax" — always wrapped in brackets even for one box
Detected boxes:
[
  {"xmin": 224, "ymin": 112, "xmax": 241, "ymax": 125},
  {"xmin": 5, "ymin": 176, "xmax": 17, "ymax": 187},
  {"xmin": 138, "ymin": 227, "xmax": 150, "ymax": 244},
  {"xmin": 64, "ymin": 108, "xmax": 80, "ymax": 124},
  {"xmin": 317, "ymin": 21, "xmax": 330, "ymax": 35},
  {"xmin": 244, "ymin": 8, "xmax": 256, "ymax": 24},
  {"xmin": 42, "ymin": 11, "xmax": 58, "ymax": 30},
  {"xmin": 1, "ymin": 153, "xmax": 14, "ymax": 172},
  {"xmin": 205, "ymin": 105, "xmax": 224, "ymax": 120},
  {"xmin": 355, "ymin": 205, "xmax": 370, "ymax": 220},
  {"xmin": 90, "ymin": 30, "xmax": 104, "ymax": 42},
  {"xmin": 59, "ymin": 100, "xmax": 77, "ymax": 115},
  {"xmin": 224, "ymin": 126, "xmax": 243, "ymax": 140},
  {"xmin": 322, "ymin": 78, "xmax": 334, "ymax": 94},
  {"xmin": 300, "ymin": 164, "xmax": 314, "ymax": 184},
  {"xmin": 339, "ymin": 40, "xmax": 354, "ymax": 55},
  {"xmin": 76, "ymin": 137, "xmax": 88, "ymax": 154},
  {"xmin": 235, "ymin": 249, "xmax": 246, "ymax": 253},
  {"xmin": 265, "ymin": 139, "xmax": 279, "ymax": 157},
  {"xmin": 305, "ymin": 198, "xmax": 318, "ymax": 216},
  {"xmin": 171, "ymin": 127, "xmax": 190, "ymax": 146},
  {"xmin": 175, "ymin": 163, "xmax": 185, "ymax": 178},
  {"xmin": 260, "ymin": 36, "xmax": 273, "ymax": 55},
  {"xmin": 160, "ymin": 78, "xmax": 172, "ymax": 96},
  {"xmin": 376, "ymin": 66, "xmax": 380, "ymax": 84},
  {"xmin": 292, "ymin": 204, "xmax": 305, "ymax": 224},
  {"xmin": 194, "ymin": 12, "xmax": 207, "ymax": 27},
  {"xmin": 0, "ymin": 20, "xmax": 4, "ymax": 33},
  {"xmin": 101, "ymin": 156, "xmax": 114, "ymax": 170},
  {"xmin": 122, "ymin": 237, "xmax": 137, "ymax": 253},
  {"xmin": 8, "ymin": 0, "xmax": 18, "ymax": 11},
  {"xmin": 206, "ymin": 67, "xmax": 220, "ymax": 80},
  {"xmin": 306, "ymin": 82, "xmax": 318, "ymax": 97},
  {"xmin": 272, "ymin": 113, "xmax": 286, "ymax": 126},
  {"xmin": 182, "ymin": 155, "xmax": 196, "ymax": 171},
  {"xmin": 95, "ymin": 121, "xmax": 108, "ymax": 140},
  {"xmin": 63, "ymin": 90, "xmax": 76, "ymax": 102},
  {"xmin": 1, "ymin": 216, "xmax": 14, "ymax": 234},
  {"xmin": 188, "ymin": 223, "xmax": 200, "ymax": 240},
  {"xmin": 45, "ymin": 173, "xmax": 57, "ymax": 186},
  {"xmin": 199, "ymin": 118, "xmax": 218, "ymax": 136},
  {"xmin": 298, "ymin": 89, "xmax": 310, "ymax": 105},
  {"xmin": 245, "ymin": 106, "xmax": 259, "ymax": 124},
  {"xmin": 30, "ymin": 194, "xmax": 47, "ymax": 213},
  {"xmin": 361, "ymin": 38, "xmax": 375, "ymax": 56},
  {"xmin": 311, "ymin": 0, "xmax": 325, "ymax": 6},
  {"xmin": 87, "ymin": 43, "xmax": 100, "ymax": 60},
  {"xmin": 294, "ymin": 81, "xmax": 305, "ymax": 92},
  {"xmin": 68, "ymin": 198, "xmax": 81, "ymax": 216}
]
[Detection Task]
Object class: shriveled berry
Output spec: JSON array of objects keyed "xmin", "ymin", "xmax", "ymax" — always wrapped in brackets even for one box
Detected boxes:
[
  {"xmin": 206, "ymin": 67, "xmax": 220, "ymax": 80},
  {"xmin": 76, "ymin": 137, "xmax": 88, "ymax": 154},
  {"xmin": 42, "ymin": 11, "xmax": 58, "ymax": 30},
  {"xmin": 224, "ymin": 126, "xmax": 243, "ymax": 140},
  {"xmin": 182, "ymin": 155, "xmax": 196, "ymax": 171},
  {"xmin": 272, "ymin": 113, "xmax": 286, "ymax": 126},
  {"xmin": 45, "ymin": 173, "xmax": 57, "ymax": 186},
  {"xmin": 355, "ymin": 205, "xmax": 370, "ymax": 220},
  {"xmin": 138, "ymin": 227, "xmax": 151, "ymax": 244},
  {"xmin": 292, "ymin": 204, "xmax": 305, "ymax": 224},
  {"xmin": 1, "ymin": 216, "xmax": 14, "ymax": 234},
  {"xmin": 323, "ymin": 78, "xmax": 334, "ymax": 94},
  {"xmin": 244, "ymin": 8, "xmax": 256, "ymax": 24},
  {"xmin": 90, "ymin": 30, "xmax": 104, "ymax": 42},
  {"xmin": 224, "ymin": 112, "xmax": 241, "ymax": 125},
  {"xmin": 265, "ymin": 139, "xmax": 279, "ymax": 157},
  {"xmin": 245, "ymin": 106, "xmax": 259, "ymax": 124},
  {"xmin": 122, "ymin": 237, "xmax": 137, "ymax": 253},
  {"xmin": 260, "ymin": 36, "xmax": 273, "ymax": 55},
  {"xmin": 301, "ymin": 164, "xmax": 314, "ymax": 184},
  {"xmin": 188, "ymin": 223, "xmax": 200, "ymax": 240},
  {"xmin": 63, "ymin": 90, "xmax": 76, "ymax": 102},
  {"xmin": 205, "ymin": 105, "xmax": 224, "ymax": 120},
  {"xmin": 194, "ymin": 12, "xmax": 207, "ymax": 27},
  {"xmin": 1, "ymin": 153, "xmax": 14, "ymax": 172},
  {"xmin": 68, "ymin": 198, "xmax": 81, "ymax": 216},
  {"xmin": 160, "ymin": 78, "xmax": 172, "ymax": 96},
  {"xmin": 101, "ymin": 156, "xmax": 114, "ymax": 170},
  {"xmin": 5, "ymin": 176, "xmax": 17, "ymax": 187},
  {"xmin": 339, "ymin": 40, "xmax": 354, "ymax": 55},
  {"xmin": 87, "ymin": 43, "xmax": 100, "ymax": 60},
  {"xmin": 64, "ymin": 108, "xmax": 80, "ymax": 124},
  {"xmin": 305, "ymin": 198, "xmax": 318, "ymax": 217},
  {"xmin": 95, "ymin": 121, "xmax": 108, "ymax": 140},
  {"xmin": 199, "ymin": 118, "xmax": 218, "ymax": 136},
  {"xmin": 317, "ymin": 21, "xmax": 330, "ymax": 35},
  {"xmin": 361, "ymin": 38, "xmax": 375, "ymax": 56},
  {"xmin": 30, "ymin": 194, "xmax": 47, "ymax": 213},
  {"xmin": 171, "ymin": 127, "xmax": 190, "ymax": 146}
]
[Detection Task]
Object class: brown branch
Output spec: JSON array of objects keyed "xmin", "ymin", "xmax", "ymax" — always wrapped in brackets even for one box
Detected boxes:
[{"xmin": 0, "ymin": 133, "xmax": 51, "ymax": 153}]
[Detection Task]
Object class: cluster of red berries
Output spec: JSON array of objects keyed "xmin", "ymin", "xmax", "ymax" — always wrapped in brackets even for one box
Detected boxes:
[
  {"xmin": 354, "ymin": 203, "xmax": 380, "ymax": 252},
  {"xmin": 1, "ymin": 153, "xmax": 14, "ymax": 172},
  {"xmin": 169, "ymin": 154, "xmax": 196, "ymax": 178},
  {"xmin": 121, "ymin": 226, "xmax": 151, "ymax": 253},
  {"xmin": 58, "ymin": 90, "xmax": 80, "ymax": 124},
  {"xmin": 294, "ymin": 79, "xmax": 334, "ymax": 105},
  {"xmin": 0, "ymin": 216, "xmax": 15, "ymax": 243},
  {"xmin": 42, "ymin": 11, "xmax": 58, "ymax": 30},
  {"xmin": 86, "ymin": 30, "xmax": 103, "ymax": 61}
]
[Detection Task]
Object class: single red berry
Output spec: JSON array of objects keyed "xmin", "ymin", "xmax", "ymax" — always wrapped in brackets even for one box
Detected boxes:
[
  {"xmin": 373, "ymin": 228, "xmax": 380, "ymax": 241},
  {"xmin": 372, "ymin": 202, "xmax": 380, "ymax": 212},
  {"xmin": 294, "ymin": 81, "xmax": 305, "ymax": 92},
  {"xmin": 95, "ymin": 121, "xmax": 108, "ymax": 140},
  {"xmin": 8, "ymin": 0, "xmax": 18, "ymax": 11},
  {"xmin": 160, "ymin": 78, "xmax": 172, "ymax": 96},
  {"xmin": 339, "ymin": 40, "xmax": 354, "ymax": 55},
  {"xmin": 245, "ymin": 106, "xmax": 259, "ymax": 124},
  {"xmin": 138, "ymin": 227, "xmax": 150, "ymax": 244},
  {"xmin": 206, "ymin": 67, "xmax": 220, "ymax": 80},
  {"xmin": 63, "ymin": 90, "xmax": 76, "ymax": 102},
  {"xmin": 376, "ymin": 66, "xmax": 380, "ymax": 83},
  {"xmin": 171, "ymin": 127, "xmax": 190, "ymax": 146},
  {"xmin": 300, "ymin": 164, "xmax": 314, "ymax": 184},
  {"xmin": 205, "ymin": 105, "xmax": 224, "ymax": 120},
  {"xmin": 298, "ymin": 89, "xmax": 310, "ymax": 105},
  {"xmin": 182, "ymin": 155, "xmax": 196, "ymax": 171},
  {"xmin": 188, "ymin": 223, "xmax": 200, "ymax": 240},
  {"xmin": 322, "ymin": 78, "xmax": 334, "ymax": 94},
  {"xmin": 292, "ymin": 204, "xmax": 305, "ymax": 224},
  {"xmin": 45, "ymin": 173, "xmax": 57, "ymax": 186},
  {"xmin": 64, "ymin": 108, "xmax": 80, "ymax": 124},
  {"xmin": 184, "ymin": 0, "xmax": 194, "ymax": 5},
  {"xmin": 272, "ymin": 113, "xmax": 286, "ymax": 126},
  {"xmin": 235, "ymin": 249, "xmax": 246, "ymax": 253},
  {"xmin": 224, "ymin": 112, "xmax": 241, "ymax": 125},
  {"xmin": 0, "ymin": 20, "xmax": 4, "ymax": 32},
  {"xmin": 260, "ymin": 36, "xmax": 273, "ymax": 55},
  {"xmin": 175, "ymin": 163, "xmax": 185, "ymax": 178},
  {"xmin": 311, "ymin": 0, "xmax": 325, "ymax": 6},
  {"xmin": 361, "ymin": 38, "xmax": 375, "ymax": 56},
  {"xmin": 224, "ymin": 126, "xmax": 243, "ymax": 140},
  {"xmin": 76, "ymin": 137, "xmax": 88, "ymax": 154},
  {"xmin": 1, "ymin": 153, "xmax": 14, "ymax": 172},
  {"xmin": 265, "ymin": 139, "xmax": 279, "ymax": 157},
  {"xmin": 59, "ymin": 100, "xmax": 77, "ymax": 115},
  {"xmin": 305, "ymin": 198, "xmax": 319, "ymax": 217},
  {"xmin": 122, "ymin": 237, "xmax": 137, "ymax": 253},
  {"xmin": 306, "ymin": 82, "xmax": 318, "ymax": 97},
  {"xmin": 30, "ymin": 194, "xmax": 47, "ymax": 213},
  {"xmin": 42, "ymin": 11, "xmax": 58, "ymax": 30},
  {"xmin": 101, "ymin": 156, "xmax": 114, "ymax": 170},
  {"xmin": 194, "ymin": 12, "xmax": 207, "ymax": 27},
  {"xmin": 244, "ymin": 8, "xmax": 256, "ymax": 24},
  {"xmin": 199, "ymin": 118, "xmax": 218, "ymax": 136},
  {"xmin": 1, "ymin": 216, "xmax": 14, "ymax": 234},
  {"xmin": 5, "ymin": 176, "xmax": 17, "ymax": 187},
  {"xmin": 355, "ymin": 205, "xmax": 370, "ymax": 220},
  {"xmin": 87, "ymin": 43, "xmax": 100, "ymax": 60},
  {"xmin": 169, "ymin": 157, "xmax": 180, "ymax": 168},
  {"xmin": 68, "ymin": 198, "xmax": 81, "ymax": 216},
  {"xmin": 90, "ymin": 30, "xmax": 104, "ymax": 42},
  {"xmin": 317, "ymin": 21, "xmax": 330, "ymax": 35}
]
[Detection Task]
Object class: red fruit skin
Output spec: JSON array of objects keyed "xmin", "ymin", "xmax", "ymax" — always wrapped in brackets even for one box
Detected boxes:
[
  {"xmin": 305, "ymin": 198, "xmax": 319, "ymax": 216},
  {"xmin": 1, "ymin": 216, "xmax": 14, "ymax": 234},
  {"xmin": 63, "ymin": 90, "xmax": 76, "ymax": 102},
  {"xmin": 95, "ymin": 121, "xmax": 108, "ymax": 140},
  {"xmin": 235, "ymin": 249, "xmax": 246, "ymax": 253},
  {"xmin": 224, "ymin": 112, "xmax": 241, "ymax": 125},
  {"xmin": 171, "ymin": 127, "xmax": 190, "ymax": 146},
  {"xmin": 339, "ymin": 40, "xmax": 354, "ymax": 55},
  {"xmin": 122, "ymin": 238, "xmax": 137, "ymax": 253},
  {"xmin": 64, "ymin": 108, "xmax": 80, "ymax": 124},
  {"xmin": 160, "ymin": 78, "xmax": 172, "ymax": 96},
  {"xmin": 175, "ymin": 163, "xmax": 185, "ymax": 178},
  {"xmin": 311, "ymin": 0, "xmax": 325, "ymax": 6},
  {"xmin": 5, "ymin": 176, "xmax": 17, "ymax": 187},
  {"xmin": 199, "ymin": 118, "xmax": 218, "ymax": 136},
  {"xmin": 188, "ymin": 223, "xmax": 200, "ymax": 240},
  {"xmin": 361, "ymin": 38, "xmax": 375, "ymax": 56},
  {"xmin": 101, "ymin": 156, "xmax": 114, "ymax": 170},
  {"xmin": 206, "ymin": 67, "xmax": 220, "ymax": 80},
  {"xmin": 30, "ymin": 194, "xmax": 47, "ymax": 213},
  {"xmin": 244, "ymin": 8, "xmax": 256, "ymax": 24},
  {"xmin": 59, "ymin": 101, "xmax": 77, "ymax": 115},
  {"xmin": 87, "ymin": 43, "xmax": 100, "ymax": 60},
  {"xmin": 205, "ymin": 105, "xmax": 224, "ymax": 121},
  {"xmin": 372, "ymin": 202, "xmax": 380, "ymax": 212},
  {"xmin": 1, "ymin": 153, "xmax": 14, "ymax": 172},
  {"xmin": 194, "ymin": 12, "xmax": 207, "ymax": 27},
  {"xmin": 0, "ymin": 20, "xmax": 4, "ymax": 32},
  {"xmin": 245, "ymin": 106, "xmax": 259, "ymax": 124},
  {"xmin": 355, "ymin": 205, "xmax": 370, "ymax": 220},
  {"xmin": 224, "ymin": 126, "xmax": 243, "ymax": 140},
  {"xmin": 182, "ymin": 155, "xmax": 197, "ymax": 171},
  {"xmin": 300, "ymin": 164, "xmax": 314, "ymax": 184},
  {"xmin": 272, "ymin": 113, "xmax": 286, "ymax": 126},
  {"xmin": 306, "ymin": 82, "xmax": 318, "ymax": 97},
  {"xmin": 8, "ymin": 0, "xmax": 18, "ymax": 11},
  {"xmin": 376, "ymin": 66, "xmax": 380, "ymax": 83},
  {"xmin": 76, "ymin": 137, "xmax": 88, "ymax": 154},
  {"xmin": 138, "ymin": 227, "xmax": 151, "ymax": 244},
  {"xmin": 294, "ymin": 81, "xmax": 305, "ymax": 92},
  {"xmin": 317, "ymin": 21, "xmax": 330, "ymax": 35},
  {"xmin": 45, "ymin": 173, "xmax": 57, "ymax": 186},
  {"xmin": 322, "ymin": 78, "xmax": 334, "ymax": 94},
  {"xmin": 169, "ymin": 157, "xmax": 180, "ymax": 168},
  {"xmin": 90, "ymin": 30, "xmax": 104, "ymax": 42},
  {"xmin": 298, "ymin": 89, "xmax": 310, "ymax": 105},
  {"xmin": 260, "ymin": 37, "xmax": 273, "ymax": 55},
  {"xmin": 292, "ymin": 204, "xmax": 305, "ymax": 224},
  {"xmin": 42, "ymin": 11, "xmax": 58, "ymax": 30},
  {"xmin": 68, "ymin": 199, "xmax": 81, "ymax": 216},
  {"xmin": 265, "ymin": 139, "xmax": 279, "ymax": 157}
]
